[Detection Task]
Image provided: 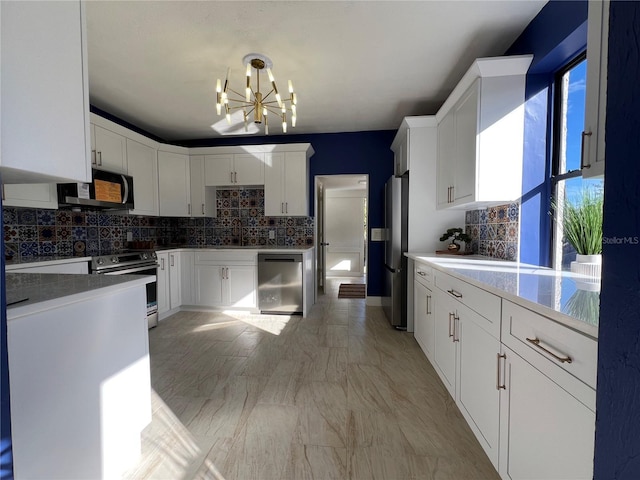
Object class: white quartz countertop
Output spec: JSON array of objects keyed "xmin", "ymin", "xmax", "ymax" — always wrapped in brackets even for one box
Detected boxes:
[
  {"xmin": 156, "ymin": 246, "xmax": 314, "ymax": 253},
  {"xmin": 6, "ymin": 273, "xmax": 154, "ymax": 320},
  {"xmin": 406, "ymin": 253, "xmax": 599, "ymax": 339},
  {"xmin": 5, "ymin": 256, "xmax": 91, "ymax": 270}
]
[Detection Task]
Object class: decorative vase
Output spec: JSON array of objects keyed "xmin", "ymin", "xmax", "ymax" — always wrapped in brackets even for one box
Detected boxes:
[
  {"xmin": 448, "ymin": 242, "xmax": 460, "ymax": 252},
  {"xmin": 570, "ymin": 254, "xmax": 602, "ymax": 281}
]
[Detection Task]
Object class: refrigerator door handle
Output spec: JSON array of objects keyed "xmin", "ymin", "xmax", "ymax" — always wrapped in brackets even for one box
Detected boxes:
[{"xmin": 384, "ymin": 264, "xmax": 400, "ymax": 274}]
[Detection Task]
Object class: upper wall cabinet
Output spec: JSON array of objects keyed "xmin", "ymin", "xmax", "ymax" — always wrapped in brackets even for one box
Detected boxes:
[
  {"xmin": 190, "ymin": 155, "xmax": 216, "ymax": 217},
  {"xmin": 204, "ymin": 153, "xmax": 264, "ymax": 186},
  {"xmin": 264, "ymin": 149, "xmax": 313, "ymax": 217},
  {"xmin": 0, "ymin": 1, "xmax": 91, "ymax": 184},
  {"xmin": 126, "ymin": 139, "xmax": 158, "ymax": 216},
  {"xmin": 158, "ymin": 150, "xmax": 191, "ymax": 217},
  {"xmin": 91, "ymin": 124, "xmax": 127, "ymax": 174},
  {"xmin": 582, "ymin": 0, "xmax": 609, "ymax": 179},
  {"xmin": 436, "ymin": 55, "xmax": 533, "ymax": 210}
]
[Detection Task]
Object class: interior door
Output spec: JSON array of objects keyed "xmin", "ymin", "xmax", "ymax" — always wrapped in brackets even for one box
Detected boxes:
[{"xmin": 325, "ymin": 194, "xmax": 366, "ymax": 277}]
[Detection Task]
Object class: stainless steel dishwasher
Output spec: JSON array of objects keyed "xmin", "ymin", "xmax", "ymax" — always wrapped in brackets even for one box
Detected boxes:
[{"xmin": 258, "ymin": 253, "xmax": 303, "ymax": 314}]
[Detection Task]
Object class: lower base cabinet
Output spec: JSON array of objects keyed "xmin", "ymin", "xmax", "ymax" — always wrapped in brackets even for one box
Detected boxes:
[
  {"xmin": 433, "ymin": 288, "xmax": 458, "ymax": 398},
  {"xmin": 413, "ymin": 277, "xmax": 434, "ymax": 360},
  {"xmin": 457, "ymin": 307, "xmax": 501, "ymax": 467},
  {"xmin": 499, "ymin": 346, "xmax": 595, "ymax": 480},
  {"xmin": 194, "ymin": 264, "xmax": 256, "ymax": 308},
  {"xmin": 413, "ymin": 263, "xmax": 596, "ymax": 480}
]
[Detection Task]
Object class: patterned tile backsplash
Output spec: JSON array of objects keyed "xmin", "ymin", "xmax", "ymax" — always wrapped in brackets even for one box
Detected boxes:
[
  {"xmin": 465, "ymin": 202, "xmax": 519, "ymax": 261},
  {"xmin": 3, "ymin": 186, "xmax": 314, "ymax": 260}
]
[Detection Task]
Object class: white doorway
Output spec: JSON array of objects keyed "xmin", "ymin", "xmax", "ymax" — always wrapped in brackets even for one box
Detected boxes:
[{"xmin": 315, "ymin": 175, "xmax": 368, "ymax": 294}]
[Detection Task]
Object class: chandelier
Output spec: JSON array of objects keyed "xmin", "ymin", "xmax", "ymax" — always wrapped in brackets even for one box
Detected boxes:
[{"xmin": 216, "ymin": 53, "xmax": 297, "ymax": 134}]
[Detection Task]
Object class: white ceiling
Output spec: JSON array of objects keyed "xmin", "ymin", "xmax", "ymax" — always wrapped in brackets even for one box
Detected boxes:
[{"xmin": 85, "ymin": 1, "xmax": 546, "ymax": 142}]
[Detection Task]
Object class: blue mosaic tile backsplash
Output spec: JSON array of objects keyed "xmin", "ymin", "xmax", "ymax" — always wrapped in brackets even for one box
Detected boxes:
[
  {"xmin": 3, "ymin": 186, "xmax": 314, "ymax": 260},
  {"xmin": 465, "ymin": 202, "xmax": 519, "ymax": 261}
]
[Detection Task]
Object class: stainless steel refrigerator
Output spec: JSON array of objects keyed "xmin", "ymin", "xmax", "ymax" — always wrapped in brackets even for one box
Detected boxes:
[{"xmin": 383, "ymin": 174, "xmax": 408, "ymax": 329}]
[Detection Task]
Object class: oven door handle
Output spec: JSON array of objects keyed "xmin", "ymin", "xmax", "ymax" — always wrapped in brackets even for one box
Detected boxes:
[{"xmin": 100, "ymin": 265, "xmax": 158, "ymax": 275}]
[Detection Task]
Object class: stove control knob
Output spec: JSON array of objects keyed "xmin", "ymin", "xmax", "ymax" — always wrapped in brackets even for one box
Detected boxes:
[
  {"xmin": 111, "ymin": 256, "xmax": 119, "ymax": 264},
  {"xmin": 152, "ymin": 252, "xmax": 157, "ymax": 259},
  {"xmin": 141, "ymin": 253, "xmax": 149, "ymax": 260},
  {"xmin": 97, "ymin": 258, "xmax": 105, "ymax": 266}
]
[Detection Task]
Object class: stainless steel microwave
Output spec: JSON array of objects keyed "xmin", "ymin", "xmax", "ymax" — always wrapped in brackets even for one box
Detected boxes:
[{"xmin": 57, "ymin": 168, "xmax": 135, "ymax": 210}]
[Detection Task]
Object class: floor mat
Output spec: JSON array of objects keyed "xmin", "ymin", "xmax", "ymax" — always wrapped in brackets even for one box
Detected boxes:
[{"xmin": 338, "ymin": 283, "xmax": 366, "ymax": 299}]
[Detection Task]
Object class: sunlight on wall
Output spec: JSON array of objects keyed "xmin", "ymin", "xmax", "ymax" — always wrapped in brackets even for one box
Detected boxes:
[{"xmin": 330, "ymin": 259, "xmax": 352, "ymax": 271}]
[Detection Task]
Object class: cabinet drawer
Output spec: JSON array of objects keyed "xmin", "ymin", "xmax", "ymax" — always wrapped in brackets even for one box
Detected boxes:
[
  {"xmin": 501, "ymin": 300, "xmax": 598, "ymax": 389},
  {"xmin": 435, "ymin": 271, "xmax": 501, "ymax": 333},
  {"xmin": 194, "ymin": 250, "xmax": 257, "ymax": 265},
  {"xmin": 414, "ymin": 263, "xmax": 432, "ymax": 288}
]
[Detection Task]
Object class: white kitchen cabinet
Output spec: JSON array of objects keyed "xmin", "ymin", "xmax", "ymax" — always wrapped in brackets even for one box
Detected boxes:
[
  {"xmin": 413, "ymin": 265, "xmax": 434, "ymax": 360},
  {"xmin": 168, "ymin": 251, "xmax": 181, "ymax": 309},
  {"xmin": 91, "ymin": 124, "xmax": 127, "ymax": 174},
  {"xmin": 393, "ymin": 129, "xmax": 410, "ymax": 176},
  {"xmin": 227, "ymin": 265, "xmax": 257, "ymax": 308},
  {"xmin": 436, "ymin": 111, "xmax": 456, "ymax": 208},
  {"xmin": 436, "ymin": 56, "xmax": 532, "ymax": 209},
  {"xmin": 194, "ymin": 265, "xmax": 224, "ymax": 306},
  {"xmin": 499, "ymin": 345, "xmax": 595, "ymax": 480},
  {"xmin": 180, "ymin": 251, "xmax": 194, "ymax": 305},
  {"xmin": 204, "ymin": 153, "xmax": 264, "ymax": 186},
  {"xmin": 265, "ymin": 152, "xmax": 308, "ymax": 216},
  {"xmin": 126, "ymin": 138, "xmax": 158, "ymax": 216},
  {"xmin": 433, "ymin": 287, "xmax": 458, "ymax": 398},
  {"xmin": 157, "ymin": 250, "xmax": 182, "ymax": 316},
  {"xmin": 193, "ymin": 251, "xmax": 257, "ymax": 308},
  {"xmin": 195, "ymin": 264, "xmax": 257, "ymax": 308},
  {"xmin": 158, "ymin": 151, "xmax": 191, "ymax": 217},
  {"xmin": 190, "ymin": 155, "xmax": 215, "ymax": 217},
  {"xmin": 157, "ymin": 252, "xmax": 170, "ymax": 315},
  {"xmin": 2, "ymin": 184, "xmax": 58, "ymax": 209},
  {"xmin": 456, "ymin": 303, "xmax": 501, "ymax": 468},
  {"xmin": 1, "ymin": 0, "xmax": 91, "ymax": 184},
  {"xmin": 582, "ymin": 0, "xmax": 609, "ymax": 178}
]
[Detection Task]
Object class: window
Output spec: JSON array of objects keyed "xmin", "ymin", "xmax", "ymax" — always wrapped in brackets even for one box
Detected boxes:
[{"xmin": 551, "ymin": 54, "xmax": 604, "ymax": 270}]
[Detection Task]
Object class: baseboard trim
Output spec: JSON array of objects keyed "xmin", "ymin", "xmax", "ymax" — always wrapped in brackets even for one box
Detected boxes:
[{"xmin": 366, "ymin": 296, "xmax": 383, "ymax": 306}]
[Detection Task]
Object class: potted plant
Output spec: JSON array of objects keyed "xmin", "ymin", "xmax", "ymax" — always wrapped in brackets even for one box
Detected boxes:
[
  {"xmin": 552, "ymin": 187, "xmax": 603, "ymax": 279},
  {"xmin": 439, "ymin": 227, "xmax": 472, "ymax": 253}
]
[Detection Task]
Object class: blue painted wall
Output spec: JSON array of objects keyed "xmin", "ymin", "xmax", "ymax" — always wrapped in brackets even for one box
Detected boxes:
[
  {"xmin": 180, "ymin": 130, "xmax": 396, "ymax": 296},
  {"xmin": 505, "ymin": 0, "xmax": 588, "ymax": 266},
  {"xmin": 594, "ymin": 2, "xmax": 640, "ymax": 477}
]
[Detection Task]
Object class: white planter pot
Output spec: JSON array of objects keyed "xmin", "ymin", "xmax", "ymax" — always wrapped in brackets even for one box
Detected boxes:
[{"xmin": 570, "ymin": 253, "xmax": 602, "ymax": 281}]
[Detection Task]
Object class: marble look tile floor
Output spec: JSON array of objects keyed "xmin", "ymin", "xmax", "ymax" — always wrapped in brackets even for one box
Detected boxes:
[{"xmin": 125, "ymin": 277, "xmax": 499, "ymax": 480}]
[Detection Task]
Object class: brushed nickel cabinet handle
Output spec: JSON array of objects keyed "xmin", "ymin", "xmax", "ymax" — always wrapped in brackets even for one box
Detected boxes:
[
  {"xmin": 188, "ymin": 203, "xmax": 191, "ymax": 215},
  {"xmin": 426, "ymin": 295, "xmax": 431, "ymax": 315},
  {"xmin": 234, "ymin": 172, "xmax": 238, "ymax": 183},
  {"xmin": 281, "ymin": 202, "xmax": 285, "ymax": 214},
  {"xmin": 448, "ymin": 312, "xmax": 454, "ymax": 338},
  {"xmin": 161, "ymin": 258, "xmax": 165, "ymax": 270},
  {"xmin": 170, "ymin": 254, "xmax": 174, "ymax": 267},
  {"xmin": 202, "ymin": 203, "xmax": 205, "ymax": 215},
  {"xmin": 526, "ymin": 337, "xmax": 573, "ymax": 364},
  {"xmin": 447, "ymin": 289, "xmax": 462, "ymax": 298},
  {"xmin": 453, "ymin": 314, "xmax": 460, "ymax": 342},
  {"xmin": 497, "ymin": 353, "xmax": 506, "ymax": 390},
  {"xmin": 230, "ymin": 171, "xmax": 233, "ymax": 183},
  {"xmin": 417, "ymin": 270, "xmax": 427, "ymax": 277},
  {"xmin": 97, "ymin": 151, "xmax": 103, "ymax": 166},
  {"xmin": 91, "ymin": 149, "xmax": 97, "ymax": 165},
  {"xmin": 581, "ymin": 131, "xmax": 593, "ymax": 169},
  {"xmin": 451, "ymin": 186, "xmax": 454, "ymax": 202}
]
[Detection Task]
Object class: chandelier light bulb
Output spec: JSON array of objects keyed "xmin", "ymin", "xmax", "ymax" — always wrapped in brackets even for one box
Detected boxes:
[
  {"xmin": 292, "ymin": 115, "xmax": 296, "ymax": 127},
  {"xmin": 267, "ymin": 68, "xmax": 275, "ymax": 83},
  {"xmin": 288, "ymin": 80, "xmax": 293, "ymax": 93},
  {"xmin": 216, "ymin": 79, "xmax": 221, "ymax": 93}
]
